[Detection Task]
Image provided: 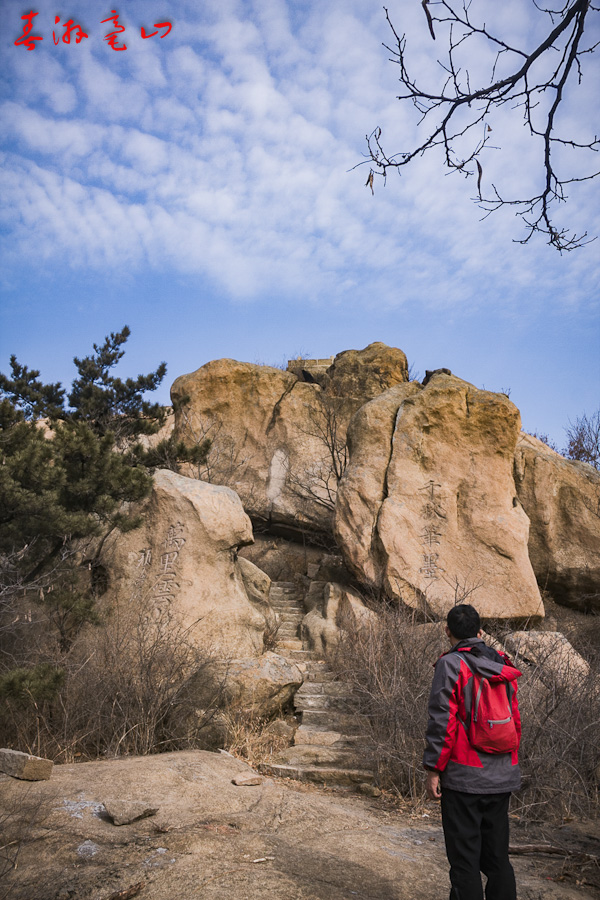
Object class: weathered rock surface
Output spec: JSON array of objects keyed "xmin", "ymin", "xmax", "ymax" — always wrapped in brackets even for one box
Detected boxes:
[
  {"xmin": 103, "ymin": 800, "xmax": 158, "ymax": 826},
  {"xmin": 171, "ymin": 344, "xmax": 409, "ymax": 534},
  {"xmin": 240, "ymin": 535, "xmax": 351, "ymax": 585},
  {"xmin": 183, "ymin": 651, "xmax": 303, "ymax": 718},
  {"xmin": 1, "ymin": 750, "xmax": 593, "ymax": 900},
  {"xmin": 320, "ymin": 342, "xmax": 408, "ymax": 400},
  {"xmin": 231, "ymin": 773, "xmax": 264, "ymax": 786},
  {"xmin": 98, "ymin": 468, "xmax": 265, "ymax": 657},
  {"xmin": 0, "ymin": 749, "xmax": 53, "ymax": 781},
  {"xmin": 514, "ymin": 433, "xmax": 600, "ymax": 611},
  {"xmin": 238, "ymin": 556, "xmax": 272, "ymax": 614},
  {"xmin": 336, "ymin": 374, "xmax": 544, "ymax": 621},
  {"xmin": 504, "ymin": 631, "xmax": 591, "ymax": 687},
  {"xmin": 301, "ymin": 583, "xmax": 377, "ymax": 657}
]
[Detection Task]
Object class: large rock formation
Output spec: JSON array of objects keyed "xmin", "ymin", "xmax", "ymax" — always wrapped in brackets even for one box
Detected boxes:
[
  {"xmin": 170, "ymin": 344, "xmax": 408, "ymax": 535},
  {"xmin": 301, "ymin": 583, "xmax": 378, "ymax": 657},
  {"xmin": 184, "ymin": 651, "xmax": 303, "ymax": 718},
  {"xmin": 98, "ymin": 469, "xmax": 265, "ymax": 657},
  {"xmin": 335, "ymin": 374, "xmax": 544, "ymax": 621},
  {"xmin": 514, "ymin": 433, "xmax": 600, "ymax": 611}
]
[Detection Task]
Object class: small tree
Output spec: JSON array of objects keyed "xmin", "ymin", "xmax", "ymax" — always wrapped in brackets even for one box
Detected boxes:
[
  {"xmin": 563, "ymin": 408, "xmax": 600, "ymax": 469},
  {"xmin": 285, "ymin": 392, "xmax": 350, "ymax": 515},
  {"xmin": 0, "ymin": 328, "xmax": 182, "ymax": 661}
]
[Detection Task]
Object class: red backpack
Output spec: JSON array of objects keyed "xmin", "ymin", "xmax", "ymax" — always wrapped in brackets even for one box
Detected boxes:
[{"xmin": 457, "ymin": 653, "xmax": 520, "ymax": 755}]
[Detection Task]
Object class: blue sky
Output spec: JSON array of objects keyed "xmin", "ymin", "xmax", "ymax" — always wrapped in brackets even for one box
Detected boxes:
[{"xmin": 1, "ymin": 0, "xmax": 598, "ymax": 448}]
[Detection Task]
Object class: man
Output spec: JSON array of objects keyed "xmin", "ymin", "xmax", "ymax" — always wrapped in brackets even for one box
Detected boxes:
[{"xmin": 423, "ymin": 604, "xmax": 522, "ymax": 900}]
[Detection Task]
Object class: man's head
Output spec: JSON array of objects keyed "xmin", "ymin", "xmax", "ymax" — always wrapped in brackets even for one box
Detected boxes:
[{"xmin": 446, "ymin": 604, "xmax": 481, "ymax": 643}]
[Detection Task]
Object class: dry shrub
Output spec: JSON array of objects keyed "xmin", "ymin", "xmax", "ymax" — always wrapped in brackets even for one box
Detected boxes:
[
  {"xmin": 493, "ymin": 627, "xmax": 600, "ymax": 823},
  {"xmin": 221, "ymin": 708, "xmax": 294, "ymax": 768},
  {"xmin": 332, "ymin": 603, "xmax": 446, "ymax": 800},
  {"xmin": 262, "ymin": 612, "xmax": 281, "ymax": 652},
  {"xmin": 0, "ymin": 790, "xmax": 51, "ymax": 900},
  {"xmin": 334, "ymin": 603, "xmax": 600, "ymax": 822},
  {"xmin": 0, "ymin": 596, "xmax": 218, "ymax": 760}
]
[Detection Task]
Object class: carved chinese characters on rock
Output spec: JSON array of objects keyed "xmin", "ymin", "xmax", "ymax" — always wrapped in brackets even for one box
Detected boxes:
[
  {"xmin": 418, "ymin": 480, "xmax": 446, "ymax": 582},
  {"xmin": 130, "ymin": 524, "xmax": 186, "ymax": 623}
]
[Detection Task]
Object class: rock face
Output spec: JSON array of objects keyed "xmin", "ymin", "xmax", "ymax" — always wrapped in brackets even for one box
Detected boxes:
[
  {"xmin": 335, "ymin": 374, "xmax": 544, "ymax": 621},
  {"xmin": 504, "ymin": 631, "xmax": 590, "ymax": 687},
  {"xmin": 98, "ymin": 469, "xmax": 265, "ymax": 658},
  {"xmin": 170, "ymin": 344, "xmax": 409, "ymax": 534},
  {"xmin": 514, "ymin": 433, "xmax": 600, "ymax": 611},
  {"xmin": 320, "ymin": 342, "xmax": 408, "ymax": 399},
  {"xmin": 185, "ymin": 651, "xmax": 303, "ymax": 718},
  {"xmin": 0, "ymin": 749, "xmax": 53, "ymax": 781},
  {"xmin": 301, "ymin": 583, "xmax": 377, "ymax": 657}
]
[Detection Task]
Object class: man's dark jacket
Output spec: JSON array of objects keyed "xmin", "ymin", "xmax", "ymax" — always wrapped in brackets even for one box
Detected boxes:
[{"xmin": 423, "ymin": 636, "xmax": 522, "ymax": 794}]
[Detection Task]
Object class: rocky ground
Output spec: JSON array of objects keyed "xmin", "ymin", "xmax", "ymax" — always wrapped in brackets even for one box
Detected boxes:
[{"xmin": 1, "ymin": 750, "xmax": 598, "ymax": 900}]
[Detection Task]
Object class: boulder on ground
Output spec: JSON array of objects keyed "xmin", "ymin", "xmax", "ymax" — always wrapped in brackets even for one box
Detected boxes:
[
  {"xmin": 503, "ymin": 631, "xmax": 590, "ymax": 687},
  {"xmin": 238, "ymin": 557, "xmax": 271, "ymax": 614},
  {"xmin": 0, "ymin": 749, "xmax": 53, "ymax": 781},
  {"xmin": 335, "ymin": 374, "xmax": 544, "ymax": 621},
  {"xmin": 183, "ymin": 651, "xmax": 303, "ymax": 718},
  {"xmin": 514, "ymin": 433, "xmax": 600, "ymax": 611},
  {"xmin": 301, "ymin": 583, "xmax": 377, "ymax": 657},
  {"xmin": 98, "ymin": 469, "xmax": 265, "ymax": 658}
]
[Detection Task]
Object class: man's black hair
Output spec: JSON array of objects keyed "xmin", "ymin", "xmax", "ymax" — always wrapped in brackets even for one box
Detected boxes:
[{"xmin": 447, "ymin": 604, "xmax": 481, "ymax": 639}]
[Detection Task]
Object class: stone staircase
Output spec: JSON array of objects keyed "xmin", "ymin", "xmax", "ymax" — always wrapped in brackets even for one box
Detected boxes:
[{"xmin": 260, "ymin": 581, "xmax": 375, "ymax": 789}]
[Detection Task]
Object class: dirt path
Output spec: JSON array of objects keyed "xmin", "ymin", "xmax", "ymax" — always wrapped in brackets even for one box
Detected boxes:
[{"xmin": 1, "ymin": 750, "xmax": 598, "ymax": 900}]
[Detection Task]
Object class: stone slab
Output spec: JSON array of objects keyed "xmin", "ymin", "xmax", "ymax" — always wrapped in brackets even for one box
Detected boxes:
[{"xmin": 0, "ymin": 748, "xmax": 53, "ymax": 781}]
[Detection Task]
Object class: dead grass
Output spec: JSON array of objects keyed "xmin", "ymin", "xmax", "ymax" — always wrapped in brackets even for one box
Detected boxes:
[
  {"xmin": 0, "ymin": 596, "xmax": 218, "ymax": 761},
  {"xmin": 221, "ymin": 709, "xmax": 294, "ymax": 769},
  {"xmin": 333, "ymin": 601, "xmax": 600, "ymax": 823}
]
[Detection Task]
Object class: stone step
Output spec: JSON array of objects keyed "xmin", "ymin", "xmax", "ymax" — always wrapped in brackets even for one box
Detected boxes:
[
  {"xmin": 258, "ymin": 763, "xmax": 374, "ymax": 787},
  {"xmin": 294, "ymin": 726, "xmax": 366, "ymax": 748},
  {"xmin": 297, "ymin": 659, "xmax": 330, "ymax": 671},
  {"xmin": 275, "ymin": 611, "xmax": 304, "ymax": 621},
  {"xmin": 272, "ymin": 744, "xmax": 368, "ymax": 770},
  {"xmin": 271, "ymin": 603, "xmax": 305, "ymax": 613},
  {"xmin": 276, "ymin": 639, "xmax": 304, "ymax": 651},
  {"xmin": 301, "ymin": 710, "xmax": 368, "ymax": 733},
  {"xmin": 303, "ymin": 669, "xmax": 338, "ymax": 683},
  {"xmin": 271, "ymin": 581, "xmax": 299, "ymax": 590},
  {"xmin": 294, "ymin": 694, "xmax": 357, "ymax": 712},
  {"xmin": 296, "ymin": 681, "xmax": 354, "ymax": 697},
  {"xmin": 277, "ymin": 629, "xmax": 300, "ymax": 640},
  {"xmin": 282, "ymin": 649, "xmax": 324, "ymax": 661}
]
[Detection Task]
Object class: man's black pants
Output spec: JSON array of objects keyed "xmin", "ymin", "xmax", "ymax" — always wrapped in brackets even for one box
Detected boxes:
[{"xmin": 440, "ymin": 788, "xmax": 517, "ymax": 900}]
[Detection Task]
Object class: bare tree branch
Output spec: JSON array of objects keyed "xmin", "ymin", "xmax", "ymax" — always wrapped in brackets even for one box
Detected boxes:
[{"xmin": 362, "ymin": 1, "xmax": 599, "ymax": 251}]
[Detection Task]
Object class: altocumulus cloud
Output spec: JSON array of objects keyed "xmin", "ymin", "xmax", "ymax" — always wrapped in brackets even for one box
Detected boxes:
[{"xmin": 1, "ymin": 0, "xmax": 598, "ymax": 311}]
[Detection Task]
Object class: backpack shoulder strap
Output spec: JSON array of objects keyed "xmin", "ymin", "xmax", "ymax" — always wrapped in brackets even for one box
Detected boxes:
[{"xmin": 453, "ymin": 652, "xmax": 476, "ymax": 730}]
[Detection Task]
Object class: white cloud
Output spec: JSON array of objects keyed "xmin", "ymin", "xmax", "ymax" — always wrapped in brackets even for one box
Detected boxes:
[{"xmin": 0, "ymin": 0, "xmax": 597, "ymax": 315}]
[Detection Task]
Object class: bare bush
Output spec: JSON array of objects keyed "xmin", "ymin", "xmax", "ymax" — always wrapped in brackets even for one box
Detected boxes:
[
  {"xmin": 285, "ymin": 393, "xmax": 349, "ymax": 515},
  {"xmin": 564, "ymin": 408, "xmax": 600, "ymax": 470},
  {"xmin": 332, "ymin": 602, "xmax": 446, "ymax": 799},
  {"xmin": 0, "ymin": 596, "xmax": 218, "ymax": 760},
  {"xmin": 491, "ymin": 625, "xmax": 600, "ymax": 822},
  {"xmin": 335, "ymin": 601, "xmax": 600, "ymax": 822},
  {"xmin": 0, "ymin": 791, "xmax": 51, "ymax": 900},
  {"xmin": 221, "ymin": 708, "xmax": 293, "ymax": 769},
  {"xmin": 176, "ymin": 407, "xmax": 254, "ymax": 487}
]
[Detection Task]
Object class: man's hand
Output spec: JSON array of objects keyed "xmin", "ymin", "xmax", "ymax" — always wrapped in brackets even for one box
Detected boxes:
[{"xmin": 426, "ymin": 771, "xmax": 442, "ymax": 801}]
